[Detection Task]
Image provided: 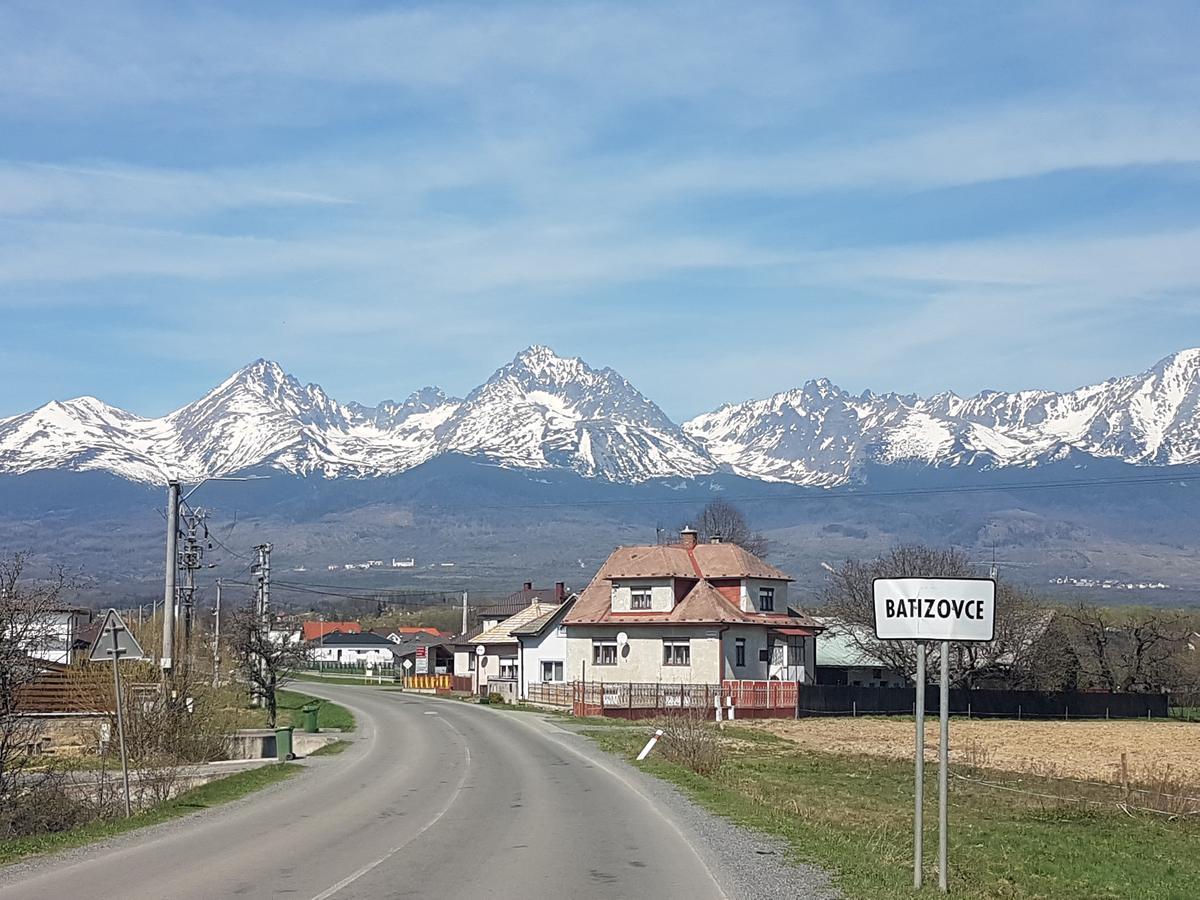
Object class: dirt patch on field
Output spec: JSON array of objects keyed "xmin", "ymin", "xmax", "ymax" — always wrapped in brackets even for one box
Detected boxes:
[{"xmin": 753, "ymin": 718, "xmax": 1200, "ymax": 787}]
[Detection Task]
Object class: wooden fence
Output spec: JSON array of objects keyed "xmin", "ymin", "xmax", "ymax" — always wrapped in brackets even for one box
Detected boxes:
[
  {"xmin": 15, "ymin": 673, "xmax": 159, "ymax": 715},
  {"xmin": 568, "ymin": 680, "xmax": 801, "ymax": 719},
  {"xmin": 403, "ymin": 674, "xmax": 473, "ymax": 693}
]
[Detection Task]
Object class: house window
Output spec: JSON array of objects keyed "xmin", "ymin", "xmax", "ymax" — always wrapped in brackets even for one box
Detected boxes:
[
  {"xmin": 631, "ymin": 588, "xmax": 652, "ymax": 610},
  {"xmin": 541, "ymin": 660, "xmax": 564, "ymax": 682},
  {"xmin": 663, "ymin": 640, "xmax": 690, "ymax": 667},
  {"xmin": 499, "ymin": 657, "xmax": 518, "ymax": 680},
  {"xmin": 759, "ymin": 587, "xmax": 775, "ymax": 611},
  {"xmin": 873, "ymin": 669, "xmax": 883, "ymax": 679},
  {"xmin": 593, "ymin": 640, "xmax": 618, "ymax": 666},
  {"xmin": 735, "ymin": 638, "xmax": 746, "ymax": 668},
  {"xmin": 468, "ymin": 654, "xmax": 476, "ymax": 671},
  {"xmin": 759, "ymin": 647, "xmax": 769, "ymax": 663}
]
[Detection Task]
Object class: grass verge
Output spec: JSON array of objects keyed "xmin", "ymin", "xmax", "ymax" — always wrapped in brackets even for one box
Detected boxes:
[
  {"xmin": 588, "ymin": 725, "xmax": 1200, "ymax": 899},
  {"xmin": 275, "ymin": 689, "xmax": 356, "ymax": 732},
  {"xmin": 0, "ymin": 763, "xmax": 301, "ymax": 868},
  {"xmin": 307, "ymin": 740, "xmax": 352, "ymax": 757}
]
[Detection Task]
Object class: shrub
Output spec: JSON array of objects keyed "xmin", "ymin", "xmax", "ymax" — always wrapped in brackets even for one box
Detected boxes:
[
  {"xmin": 656, "ymin": 709, "xmax": 724, "ymax": 776},
  {"xmin": 487, "ymin": 692, "xmax": 507, "ymax": 706}
]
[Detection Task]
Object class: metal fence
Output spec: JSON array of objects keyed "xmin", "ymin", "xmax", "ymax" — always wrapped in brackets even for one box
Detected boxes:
[
  {"xmin": 796, "ymin": 684, "xmax": 1170, "ymax": 719},
  {"xmin": 525, "ymin": 683, "xmax": 572, "ymax": 707}
]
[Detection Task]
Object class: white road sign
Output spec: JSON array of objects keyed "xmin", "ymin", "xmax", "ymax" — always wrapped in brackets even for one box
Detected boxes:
[
  {"xmin": 873, "ymin": 577, "xmax": 995, "ymax": 642},
  {"xmin": 88, "ymin": 609, "xmax": 146, "ymax": 662}
]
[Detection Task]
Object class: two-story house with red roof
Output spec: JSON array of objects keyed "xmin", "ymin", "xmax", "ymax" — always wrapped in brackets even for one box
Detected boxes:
[{"xmin": 563, "ymin": 528, "xmax": 821, "ymax": 685}]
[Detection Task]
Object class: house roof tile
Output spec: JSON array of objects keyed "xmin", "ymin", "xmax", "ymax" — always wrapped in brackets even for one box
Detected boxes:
[{"xmin": 471, "ymin": 601, "xmax": 562, "ymax": 645}]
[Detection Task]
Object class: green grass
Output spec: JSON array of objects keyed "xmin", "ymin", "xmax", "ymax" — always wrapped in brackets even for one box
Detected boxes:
[
  {"xmin": 292, "ymin": 671, "xmax": 396, "ymax": 687},
  {"xmin": 307, "ymin": 739, "xmax": 352, "ymax": 757},
  {"xmin": 275, "ymin": 690, "xmax": 356, "ymax": 732},
  {"xmin": 0, "ymin": 763, "xmax": 301, "ymax": 868},
  {"xmin": 589, "ymin": 725, "xmax": 1200, "ymax": 899}
]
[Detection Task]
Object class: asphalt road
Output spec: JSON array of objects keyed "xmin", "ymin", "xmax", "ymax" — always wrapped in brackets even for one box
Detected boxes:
[{"xmin": 0, "ymin": 685, "xmax": 795, "ymax": 899}]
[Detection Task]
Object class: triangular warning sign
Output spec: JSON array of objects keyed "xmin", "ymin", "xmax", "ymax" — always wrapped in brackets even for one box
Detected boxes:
[{"xmin": 89, "ymin": 609, "xmax": 146, "ymax": 663}]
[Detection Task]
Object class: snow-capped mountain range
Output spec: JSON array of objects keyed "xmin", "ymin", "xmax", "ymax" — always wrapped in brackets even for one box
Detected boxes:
[{"xmin": 2, "ymin": 346, "xmax": 1199, "ymax": 487}]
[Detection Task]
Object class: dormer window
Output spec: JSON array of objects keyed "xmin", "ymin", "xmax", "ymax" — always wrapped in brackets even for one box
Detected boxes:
[
  {"xmin": 759, "ymin": 587, "xmax": 775, "ymax": 611},
  {"xmin": 631, "ymin": 588, "xmax": 652, "ymax": 610}
]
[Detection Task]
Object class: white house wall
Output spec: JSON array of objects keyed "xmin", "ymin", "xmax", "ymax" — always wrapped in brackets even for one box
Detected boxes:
[
  {"xmin": 609, "ymin": 580, "xmax": 675, "ymax": 613},
  {"xmin": 565, "ymin": 626, "xmax": 724, "ymax": 684},
  {"xmin": 741, "ymin": 578, "xmax": 789, "ymax": 613},
  {"xmin": 518, "ymin": 623, "xmax": 570, "ymax": 697}
]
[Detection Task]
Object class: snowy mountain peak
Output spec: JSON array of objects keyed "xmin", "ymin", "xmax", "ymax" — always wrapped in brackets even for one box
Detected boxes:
[{"xmin": 4, "ymin": 347, "xmax": 1200, "ymax": 487}]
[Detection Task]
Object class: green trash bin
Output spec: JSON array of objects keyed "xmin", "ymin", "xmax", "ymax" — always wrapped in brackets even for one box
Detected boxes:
[
  {"xmin": 302, "ymin": 703, "xmax": 320, "ymax": 733},
  {"xmin": 275, "ymin": 725, "xmax": 295, "ymax": 761}
]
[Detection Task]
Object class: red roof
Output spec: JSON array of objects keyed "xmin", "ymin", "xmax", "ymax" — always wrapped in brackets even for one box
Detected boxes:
[
  {"xmin": 565, "ymin": 542, "xmax": 819, "ymax": 630},
  {"xmin": 372, "ymin": 626, "xmax": 445, "ymax": 638},
  {"xmin": 302, "ymin": 621, "xmax": 361, "ymax": 641}
]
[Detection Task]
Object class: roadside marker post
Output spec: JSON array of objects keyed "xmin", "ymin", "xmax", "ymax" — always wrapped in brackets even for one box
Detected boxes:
[
  {"xmin": 636, "ymin": 728, "xmax": 664, "ymax": 761},
  {"xmin": 873, "ymin": 577, "xmax": 996, "ymax": 894},
  {"xmin": 89, "ymin": 609, "xmax": 146, "ymax": 818}
]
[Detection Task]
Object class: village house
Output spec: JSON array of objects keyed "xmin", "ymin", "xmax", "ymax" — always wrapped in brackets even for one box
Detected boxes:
[
  {"xmin": 19, "ymin": 608, "xmax": 94, "ymax": 665},
  {"xmin": 812, "ymin": 617, "xmax": 906, "ymax": 687},
  {"xmin": 309, "ymin": 631, "xmax": 397, "ymax": 666},
  {"xmin": 462, "ymin": 599, "xmax": 565, "ymax": 699},
  {"xmin": 562, "ymin": 529, "xmax": 821, "ymax": 685},
  {"xmin": 512, "ymin": 594, "xmax": 577, "ymax": 698},
  {"xmin": 452, "ymin": 581, "xmax": 570, "ymax": 678},
  {"xmin": 302, "ymin": 621, "xmax": 361, "ymax": 642}
]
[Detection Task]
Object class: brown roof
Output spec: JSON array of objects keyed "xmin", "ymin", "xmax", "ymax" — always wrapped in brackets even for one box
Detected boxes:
[
  {"xmin": 597, "ymin": 543, "xmax": 792, "ymax": 582},
  {"xmin": 692, "ymin": 543, "xmax": 793, "ymax": 581},
  {"xmin": 471, "ymin": 602, "xmax": 563, "ymax": 645},
  {"xmin": 565, "ymin": 543, "xmax": 816, "ymax": 628}
]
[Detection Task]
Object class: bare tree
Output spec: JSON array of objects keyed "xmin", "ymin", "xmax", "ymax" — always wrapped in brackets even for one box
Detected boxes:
[
  {"xmin": 1063, "ymin": 603, "xmax": 1190, "ymax": 693},
  {"xmin": 819, "ymin": 545, "xmax": 1055, "ymax": 688},
  {"xmin": 692, "ymin": 500, "xmax": 769, "ymax": 557},
  {"xmin": 0, "ymin": 553, "xmax": 72, "ymax": 808},
  {"xmin": 228, "ymin": 603, "xmax": 311, "ymax": 727}
]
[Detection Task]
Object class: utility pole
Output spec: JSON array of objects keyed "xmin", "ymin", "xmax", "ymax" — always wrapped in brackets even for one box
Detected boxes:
[
  {"xmin": 161, "ymin": 480, "xmax": 180, "ymax": 673},
  {"xmin": 251, "ymin": 544, "xmax": 272, "ymax": 707},
  {"xmin": 212, "ymin": 579, "xmax": 222, "ymax": 688},
  {"xmin": 461, "ymin": 591, "xmax": 468, "ymax": 635}
]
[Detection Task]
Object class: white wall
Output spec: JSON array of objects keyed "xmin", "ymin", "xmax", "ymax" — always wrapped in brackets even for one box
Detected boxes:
[
  {"xmin": 741, "ymin": 578, "xmax": 789, "ymax": 613},
  {"xmin": 518, "ymin": 620, "xmax": 570, "ymax": 697},
  {"xmin": 609, "ymin": 579, "xmax": 675, "ymax": 613},
  {"xmin": 311, "ymin": 645, "xmax": 395, "ymax": 665},
  {"xmin": 564, "ymin": 626, "xmax": 723, "ymax": 684},
  {"xmin": 23, "ymin": 611, "xmax": 89, "ymax": 665}
]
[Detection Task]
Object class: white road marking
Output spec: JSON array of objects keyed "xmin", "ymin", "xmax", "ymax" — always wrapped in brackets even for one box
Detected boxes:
[{"xmin": 308, "ymin": 717, "xmax": 471, "ymax": 900}]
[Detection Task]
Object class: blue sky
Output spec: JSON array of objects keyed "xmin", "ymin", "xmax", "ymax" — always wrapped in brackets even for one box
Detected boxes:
[{"xmin": 2, "ymin": 1, "xmax": 1199, "ymax": 420}]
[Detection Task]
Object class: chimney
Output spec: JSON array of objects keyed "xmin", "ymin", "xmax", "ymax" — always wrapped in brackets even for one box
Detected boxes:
[
  {"xmin": 555, "ymin": 581, "xmax": 566, "ymax": 601},
  {"xmin": 710, "ymin": 533, "xmax": 722, "ymax": 544},
  {"xmin": 523, "ymin": 581, "xmax": 533, "ymax": 592},
  {"xmin": 680, "ymin": 527, "xmax": 698, "ymax": 550}
]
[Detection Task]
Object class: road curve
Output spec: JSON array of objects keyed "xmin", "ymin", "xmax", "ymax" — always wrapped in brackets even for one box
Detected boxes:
[{"xmin": 0, "ymin": 685, "xmax": 733, "ymax": 899}]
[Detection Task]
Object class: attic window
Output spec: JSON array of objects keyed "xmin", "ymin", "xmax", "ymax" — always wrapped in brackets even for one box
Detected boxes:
[
  {"xmin": 631, "ymin": 588, "xmax": 652, "ymax": 610},
  {"xmin": 759, "ymin": 587, "xmax": 775, "ymax": 611}
]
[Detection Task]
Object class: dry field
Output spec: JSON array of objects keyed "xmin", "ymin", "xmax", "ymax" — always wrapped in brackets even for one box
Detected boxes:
[{"xmin": 753, "ymin": 717, "xmax": 1200, "ymax": 787}]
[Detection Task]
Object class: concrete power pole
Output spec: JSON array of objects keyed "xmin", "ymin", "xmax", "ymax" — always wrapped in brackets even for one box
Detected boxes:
[
  {"xmin": 252, "ymin": 544, "xmax": 272, "ymax": 706},
  {"xmin": 461, "ymin": 591, "xmax": 468, "ymax": 635},
  {"xmin": 161, "ymin": 480, "xmax": 180, "ymax": 672},
  {"xmin": 212, "ymin": 578, "xmax": 222, "ymax": 688}
]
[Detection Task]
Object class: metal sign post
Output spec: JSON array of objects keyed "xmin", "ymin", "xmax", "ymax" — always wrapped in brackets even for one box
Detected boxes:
[
  {"xmin": 939, "ymin": 639, "xmax": 951, "ymax": 892},
  {"xmin": 914, "ymin": 640, "xmax": 926, "ymax": 889},
  {"xmin": 873, "ymin": 577, "xmax": 995, "ymax": 895},
  {"xmin": 89, "ymin": 609, "xmax": 146, "ymax": 819}
]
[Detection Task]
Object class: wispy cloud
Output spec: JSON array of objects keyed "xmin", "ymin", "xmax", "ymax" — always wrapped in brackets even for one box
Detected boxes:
[{"xmin": 0, "ymin": 2, "xmax": 1198, "ymax": 417}]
